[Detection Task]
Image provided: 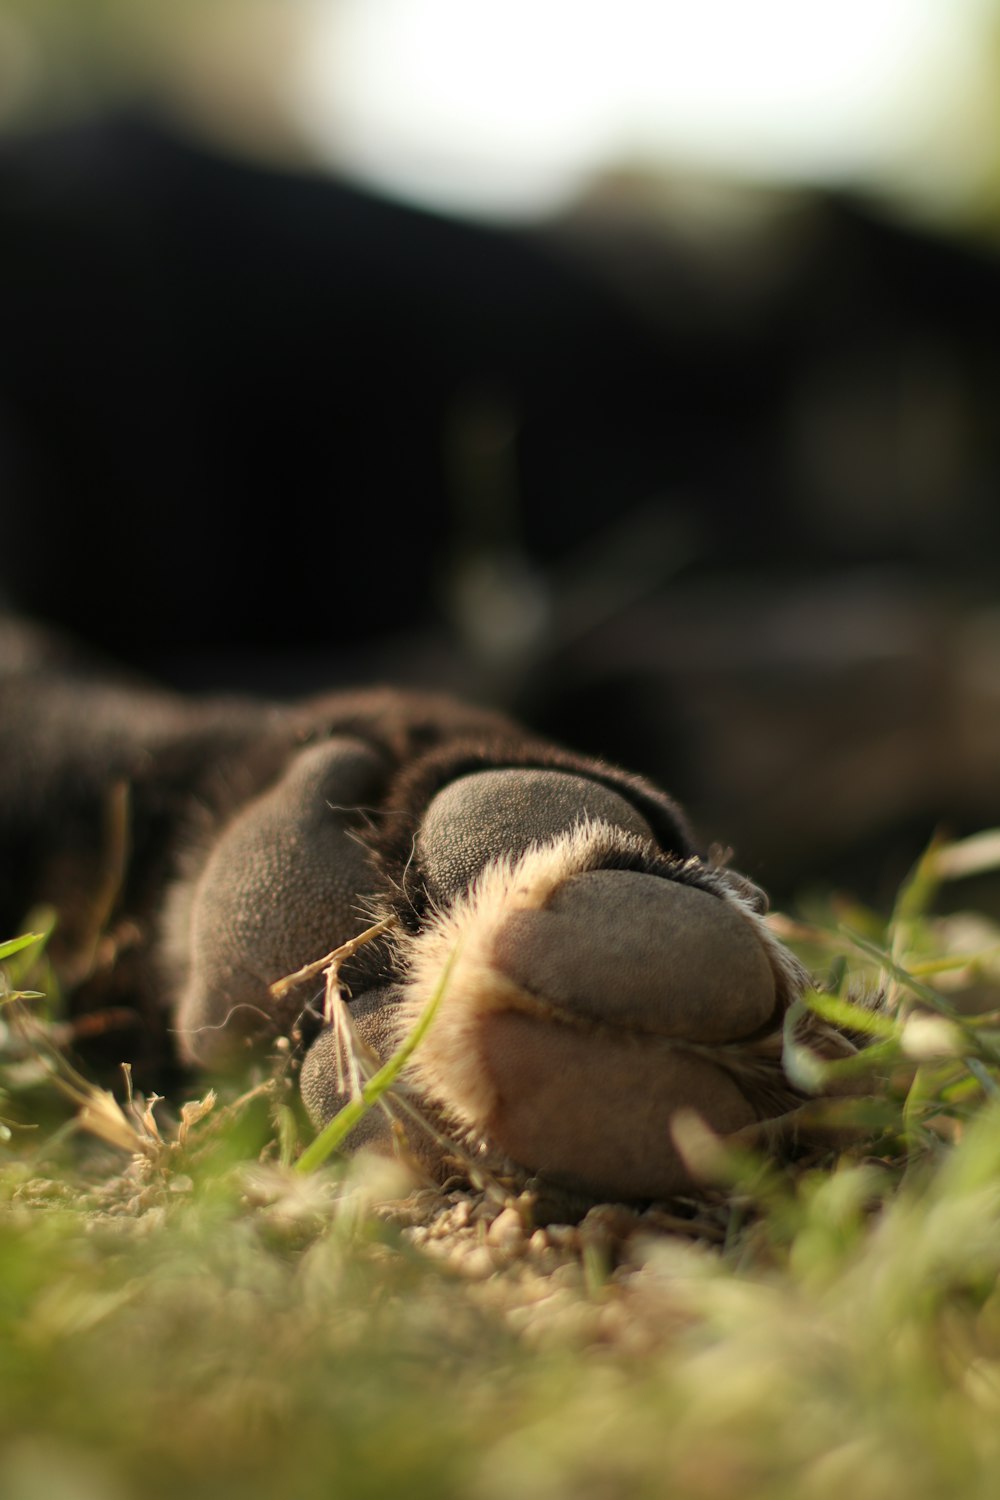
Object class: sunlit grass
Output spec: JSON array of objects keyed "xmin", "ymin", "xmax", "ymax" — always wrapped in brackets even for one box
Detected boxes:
[{"xmin": 4, "ymin": 832, "xmax": 1000, "ymax": 1497}]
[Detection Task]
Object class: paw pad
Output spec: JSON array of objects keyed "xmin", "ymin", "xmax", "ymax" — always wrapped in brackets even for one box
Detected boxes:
[{"xmin": 394, "ymin": 820, "xmax": 806, "ymax": 1198}]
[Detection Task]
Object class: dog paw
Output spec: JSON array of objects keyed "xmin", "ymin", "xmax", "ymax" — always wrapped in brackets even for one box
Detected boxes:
[{"xmin": 296, "ymin": 765, "xmax": 809, "ymax": 1200}]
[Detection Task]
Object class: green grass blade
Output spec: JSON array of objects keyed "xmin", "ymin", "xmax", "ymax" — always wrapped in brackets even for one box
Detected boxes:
[
  {"xmin": 910, "ymin": 948, "xmax": 1000, "ymax": 976},
  {"xmin": 839, "ymin": 928, "xmax": 964, "ymax": 1017},
  {"xmin": 0, "ymin": 932, "xmax": 45, "ymax": 963},
  {"xmin": 963, "ymin": 1056, "xmax": 1000, "ymax": 1100},
  {"xmin": 801, "ymin": 988, "xmax": 900, "ymax": 1040},
  {"xmin": 782, "ymin": 997, "xmax": 833, "ymax": 1092},
  {"xmin": 889, "ymin": 834, "xmax": 945, "ymax": 935}
]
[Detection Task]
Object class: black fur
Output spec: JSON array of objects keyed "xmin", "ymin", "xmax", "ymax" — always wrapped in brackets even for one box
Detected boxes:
[{"xmin": 0, "ymin": 617, "xmax": 692, "ymax": 1080}]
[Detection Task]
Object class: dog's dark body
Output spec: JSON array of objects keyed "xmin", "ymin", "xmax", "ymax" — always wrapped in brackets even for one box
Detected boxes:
[
  {"xmin": 1, "ymin": 616, "xmax": 815, "ymax": 1200},
  {"xmin": 5, "ymin": 113, "xmax": 1000, "ymax": 901}
]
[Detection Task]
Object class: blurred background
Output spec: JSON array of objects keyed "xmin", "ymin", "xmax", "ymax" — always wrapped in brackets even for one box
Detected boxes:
[{"xmin": 3, "ymin": 0, "xmax": 1000, "ymax": 899}]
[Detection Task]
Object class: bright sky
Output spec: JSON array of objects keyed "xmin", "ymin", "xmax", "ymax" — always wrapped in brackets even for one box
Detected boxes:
[{"xmin": 290, "ymin": 0, "xmax": 998, "ymax": 219}]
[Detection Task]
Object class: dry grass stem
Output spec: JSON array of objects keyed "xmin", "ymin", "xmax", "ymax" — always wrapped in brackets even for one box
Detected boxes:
[{"xmin": 268, "ymin": 915, "xmax": 400, "ymax": 1004}]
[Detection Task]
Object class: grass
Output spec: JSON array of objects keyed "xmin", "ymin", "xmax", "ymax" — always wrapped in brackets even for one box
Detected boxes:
[{"xmin": 5, "ymin": 836, "xmax": 1000, "ymax": 1497}]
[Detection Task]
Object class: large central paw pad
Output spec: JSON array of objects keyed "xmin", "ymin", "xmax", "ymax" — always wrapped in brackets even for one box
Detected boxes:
[
  {"xmin": 301, "ymin": 766, "xmax": 807, "ymax": 1201},
  {"xmin": 399, "ymin": 825, "xmax": 801, "ymax": 1200}
]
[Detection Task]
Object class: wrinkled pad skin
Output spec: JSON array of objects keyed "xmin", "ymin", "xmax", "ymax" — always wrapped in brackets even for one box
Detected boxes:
[
  {"xmin": 417, "ymin": 768, "xmax": 655, "ymax": 899},
  {"xmin": 479, "ymin": 1012, "xmax": 756, "ymax": 1200},
  {"xmin": 493, "ymin": 871, "xmax": 779, "ymax": 1044},
  {"xmin": 0, "ymin": 619, "xmax": 812, "ymax": 1200},
  {"xmin": 481, "ymin": 874, "xmax": 777, "ymax": 1197},
  {"xmin": 173, "ymin": 737, "xmax": 389, "ymax": 1069}
]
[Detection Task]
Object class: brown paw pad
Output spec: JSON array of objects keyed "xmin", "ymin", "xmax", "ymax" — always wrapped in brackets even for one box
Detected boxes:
[{"xmin": 397, "ymin": 823, "xmax": 806, "ymax": 1198}]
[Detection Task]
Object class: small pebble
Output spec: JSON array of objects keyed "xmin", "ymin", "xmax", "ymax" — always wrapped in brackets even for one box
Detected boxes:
[
  {"xmin": 550, "ymin": 1260, "xmax": 583, "ymax": 1290},
  {"xmin": 486, "ymin": 1206, "xmax": 524, "ymax": 1248},
  {"xmin": 459, "ymin": 1246, "xmax": 497, "ymax": 1279},
  {"xmin": 545, "ymin": 1223, "xmax": 578, "ymax": 1250}
]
